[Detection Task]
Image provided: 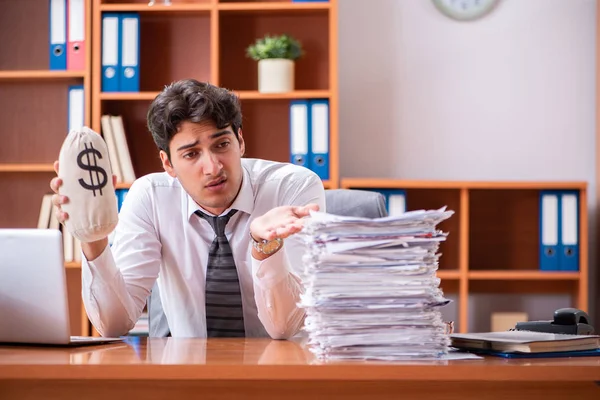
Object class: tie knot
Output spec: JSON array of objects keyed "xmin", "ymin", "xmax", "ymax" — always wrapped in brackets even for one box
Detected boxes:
[{"xmin": 196, "ymin": 209, "xmax": 238, "ymax": 237}]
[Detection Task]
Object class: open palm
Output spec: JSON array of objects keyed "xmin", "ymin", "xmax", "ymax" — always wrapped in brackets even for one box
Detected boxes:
[{"xmin": 250, "ymin": 204, "xmax": 319, "ymax": 241}]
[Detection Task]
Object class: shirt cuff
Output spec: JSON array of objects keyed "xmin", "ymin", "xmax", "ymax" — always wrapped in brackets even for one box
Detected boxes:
[
  {"xmin": 251, "ymin": 246, "xmax": 292, "ymax": 289},
  {"xmin": 81, "ymin": 244, "xmax": 119, "ymax": 286}
]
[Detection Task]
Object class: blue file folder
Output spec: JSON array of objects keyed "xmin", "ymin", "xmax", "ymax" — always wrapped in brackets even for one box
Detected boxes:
[
  {"xmin": 289, "ymin": 100, "xmax": 310, "ymax": 168},
  {"xmin": 539, "ymin": 191, "xmax": 560, "ymax": 271},
  {"xmin": 101, "ymin": 13, "xmax": 121, "ymax": 92},
  {"xmin": 115, "ymin": 188, "xmax": 129, "ymax": 212},
  {"xmin": 67, "ymin": 85, "xmax": 85, "ymax": 132},
  {"xmin": 49, "ymin": 0, "xmax": 67, "ymax": 70},
  {"xmin": 309, "ymin": 99, "xmax": 330, "ymax": 180},
  {"xmin": 382, "ymin": 189, "xmax": 407, "ymax": 216},
  {"xmin": 559, "ymin": 191, "xmax": 579, "ymax": 271},
  {"xmin": 120, "ymin": 13, "xmax": 140, "ymax": 92}
]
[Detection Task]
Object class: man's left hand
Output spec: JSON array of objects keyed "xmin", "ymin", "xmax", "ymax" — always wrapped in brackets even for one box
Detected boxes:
[{"xmin": 250, "ymin": 203, "xmax": 320, "ymax": 242}]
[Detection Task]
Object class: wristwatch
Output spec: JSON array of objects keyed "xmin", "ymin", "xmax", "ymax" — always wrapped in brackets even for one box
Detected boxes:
[{"xmin": 249, "ymin": 232, "xmax": 283, "ymax": 255}]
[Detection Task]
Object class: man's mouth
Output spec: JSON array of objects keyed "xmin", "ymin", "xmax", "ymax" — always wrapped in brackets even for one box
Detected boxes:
[{"xmin": 206, "ymin": 177, "xmax": 226, "ymax": 188}]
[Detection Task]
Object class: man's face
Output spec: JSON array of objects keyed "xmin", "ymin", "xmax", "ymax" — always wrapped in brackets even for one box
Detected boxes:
[{"xmin": 160, "ymin": 120, "xmax": 245, "ymax": 216}]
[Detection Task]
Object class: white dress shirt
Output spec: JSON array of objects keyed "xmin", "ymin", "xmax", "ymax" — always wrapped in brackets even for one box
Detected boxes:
[{"xmin": 81, "ymin": 158, "xmax": 326, "ymax": 339}]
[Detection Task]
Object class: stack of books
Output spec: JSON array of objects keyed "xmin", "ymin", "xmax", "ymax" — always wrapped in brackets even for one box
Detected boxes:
[
  {"xmin": 450, "ymin": 330, "xmax": 600, "ymax": 358},
  {"xmin": 298, "ymin": 208, "xmax": 454, "ymax": 361}
]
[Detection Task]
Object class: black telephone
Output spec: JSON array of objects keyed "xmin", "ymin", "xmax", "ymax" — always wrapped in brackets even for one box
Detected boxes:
[{"xmin": 515, "ymin": 308, "xmax": 595, "ymax": 335}]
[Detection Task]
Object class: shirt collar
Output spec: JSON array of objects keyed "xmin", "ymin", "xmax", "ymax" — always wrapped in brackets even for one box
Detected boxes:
[{"xmin": 186, "ymin": 164, "xmax": 255, "ymax": 220}]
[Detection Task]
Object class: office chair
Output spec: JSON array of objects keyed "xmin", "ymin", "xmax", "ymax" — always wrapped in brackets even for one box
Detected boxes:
[{"xmin": 146, "ymin": 188, "xmax": 388, "ymax": 337}]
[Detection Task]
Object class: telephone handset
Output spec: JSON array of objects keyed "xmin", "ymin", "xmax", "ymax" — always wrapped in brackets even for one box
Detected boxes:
[{"xmin": 515, "ymin": 308, "xmax": 595, "ymax": 335}]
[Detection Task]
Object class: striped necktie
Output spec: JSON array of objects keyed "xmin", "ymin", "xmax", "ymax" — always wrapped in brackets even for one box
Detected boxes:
[{"xmin": 196, "ymin": 209, "xmax": 245, "ymax": 337}]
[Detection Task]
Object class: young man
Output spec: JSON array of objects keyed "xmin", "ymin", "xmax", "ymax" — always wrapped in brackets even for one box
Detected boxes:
[{"xmin": 50, "ymin": 79, "xmax": 325, "ymax": 339}]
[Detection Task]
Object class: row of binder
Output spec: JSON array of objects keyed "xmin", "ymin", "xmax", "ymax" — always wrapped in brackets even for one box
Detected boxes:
[
  {"xmin": 289, "ymin": 99, "xmax": 330, "ymax": 180},
  {"xmin": 101, "ymin": 12, "xmax": 140, "ymax": 92},
  {"xmin": 49, "ymin": 0, "xmax": 86, "ymax": 71},
  {"xmin": 365, "ymin": 189, "xmax": 580, "ymax": 271},
  {"xmin": 539, "ymin": 190, "xmax": 579, "ymax": 271}
]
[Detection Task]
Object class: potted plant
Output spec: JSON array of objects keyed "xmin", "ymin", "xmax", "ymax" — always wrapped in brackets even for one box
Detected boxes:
[{"xmin": 246, "ymin": 34, "xmax": 303, "ymax": 93}]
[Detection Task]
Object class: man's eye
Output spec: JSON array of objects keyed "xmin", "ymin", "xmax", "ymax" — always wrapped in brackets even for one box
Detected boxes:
[
  {"xmin": 183, "ymin": 151, "xmax": 198, "ymax": 159},
  {"xmin": 217, "ymin": 141, "xmax": 230, "ymax": 149}
]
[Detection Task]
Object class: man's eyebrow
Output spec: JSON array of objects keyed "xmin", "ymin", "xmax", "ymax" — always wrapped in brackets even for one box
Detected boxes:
[
  {"xmin": 210, "ymin": 130, "xmax": 232, "ymax": 140},
  {"xmin": 176, "ymin": 131, "xmax": 232, "ymax": 152},
  {"xmin": 177, "ymin": 140, "xmax": 200, "ymax": 152}
]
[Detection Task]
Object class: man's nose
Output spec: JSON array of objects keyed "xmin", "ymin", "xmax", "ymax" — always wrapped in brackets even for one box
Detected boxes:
[{"xmin": 202, "ymin": 152, "xmax": 222, "ymax": 175}]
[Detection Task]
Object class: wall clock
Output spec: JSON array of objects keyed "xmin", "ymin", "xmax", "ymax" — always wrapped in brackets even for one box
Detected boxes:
[{"xmin": 432, "ymin": 0, "xmax": 500, "ymax": 21}]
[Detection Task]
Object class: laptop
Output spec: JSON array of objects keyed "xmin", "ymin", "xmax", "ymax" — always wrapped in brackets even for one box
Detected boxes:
[{"xmin": 0, "ymin": 229, "xmax": 123, "ymax": 346}]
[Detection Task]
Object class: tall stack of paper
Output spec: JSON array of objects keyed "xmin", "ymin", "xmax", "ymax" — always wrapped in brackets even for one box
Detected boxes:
[{"xmin": 298, "ymin": 207, "xmax": 454, "ymax": 361}]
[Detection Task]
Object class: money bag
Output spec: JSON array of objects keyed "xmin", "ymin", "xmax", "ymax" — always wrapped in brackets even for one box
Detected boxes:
[{"xmin": 58, "ymin": 127, "xmax": 118, "ymax": 243}]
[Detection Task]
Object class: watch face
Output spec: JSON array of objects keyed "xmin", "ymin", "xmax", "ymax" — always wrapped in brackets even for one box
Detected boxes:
[
  {"xmin": 262, "ymin": 239, "xmax": 281, "ymax": 254},
  {"xmin": 262, "ymin": 239, "xmax": 282, "ymax": 254},
  {"xmin": 432, "ymin": 0, "xmax": 499, "ymax": 21}
]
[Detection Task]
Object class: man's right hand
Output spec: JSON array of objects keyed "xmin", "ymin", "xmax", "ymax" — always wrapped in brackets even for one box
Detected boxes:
[{"xmin": 50, "ymin": 160, "xmax": 118, "ymax": 261}]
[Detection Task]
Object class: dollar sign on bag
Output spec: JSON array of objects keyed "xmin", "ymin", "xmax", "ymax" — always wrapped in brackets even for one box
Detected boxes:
[{"xmin": 77, "ymin": 142, "xmax": 107, "ymax": 197}]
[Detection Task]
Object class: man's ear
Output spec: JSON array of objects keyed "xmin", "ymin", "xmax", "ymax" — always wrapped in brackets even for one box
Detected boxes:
[
  {"xmin": 238, "ymin": 128, "xmax": 245, "ymax": 157},
  {"xmin": 160, "ymin": 150, "xmax": 177, "ymax": 178}
]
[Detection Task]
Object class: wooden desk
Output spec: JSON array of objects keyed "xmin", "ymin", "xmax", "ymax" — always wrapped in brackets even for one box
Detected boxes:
[{"xmin": 0, "ymin": 337, "xmax": 599, "ymax": 400}]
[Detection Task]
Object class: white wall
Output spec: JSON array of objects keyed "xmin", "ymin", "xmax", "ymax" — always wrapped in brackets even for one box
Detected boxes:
[{"xmin": 338, "ymin": 0, "xmax": 597, "ymax": 327}]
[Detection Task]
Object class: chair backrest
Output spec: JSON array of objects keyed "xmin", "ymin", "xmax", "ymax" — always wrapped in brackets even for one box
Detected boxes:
[
  {"xmin": 324, "ymin": 189, "xmax": 388, "ymax": 218},
  {"xmin": 146, "ymin": 188, "xmax": 388, "ymax": 337}
]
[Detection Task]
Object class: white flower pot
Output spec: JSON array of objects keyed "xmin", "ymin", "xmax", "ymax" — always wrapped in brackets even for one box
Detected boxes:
[{"xmin": 258, "ymin": 59, "xmax": 294, "ymax": 93}]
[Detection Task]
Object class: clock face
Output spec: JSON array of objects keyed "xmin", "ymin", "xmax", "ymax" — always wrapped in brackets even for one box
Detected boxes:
[{"xmin": 432, "ymin": 0, "xmax": 500, "ymax": 21}]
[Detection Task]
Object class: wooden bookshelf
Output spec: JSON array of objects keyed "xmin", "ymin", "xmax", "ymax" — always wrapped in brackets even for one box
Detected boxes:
[
  {"xmin": 341, "ymin": 179, "xmax": 589, "ymax": 334},
  {"xmin": 92, "ymin": 0, "xmax": 338, "ymax": 187},
  {"xmin": 0, "ymin": 0, "xmax": 94, "ymax": 337}
]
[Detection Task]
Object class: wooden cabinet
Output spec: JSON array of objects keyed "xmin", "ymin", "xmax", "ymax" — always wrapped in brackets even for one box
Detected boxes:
[{"xmin": 341, "ymin": 179, "xmax": 588, "ymax": 333}]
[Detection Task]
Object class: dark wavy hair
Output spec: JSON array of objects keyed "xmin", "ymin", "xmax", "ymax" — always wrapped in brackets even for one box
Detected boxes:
[{"xmin": 146, "ymin": 79, "xmax": 242, "ymax": 159}]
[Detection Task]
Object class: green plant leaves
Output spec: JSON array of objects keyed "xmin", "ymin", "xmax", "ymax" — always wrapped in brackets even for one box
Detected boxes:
[{"xmin": 246, "ymin": 34, "xmax": 303, "ymax": 61}]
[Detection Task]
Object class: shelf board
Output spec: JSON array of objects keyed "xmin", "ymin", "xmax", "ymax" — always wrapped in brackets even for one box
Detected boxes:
[
  {"xmin": 0, "ymin": 70, "xmax": 85, "ymax": 81},
  {"xmin": 99, "ymin": 1, "xmax": 330, "ymax": 12},
  {"xmin": 100, "ymin": 3, "xmax": 212, "ymax": 12},
  {"xmin": 100, "ymin": 90, "xmax": 331, "ymax": 101},
  {"xmin": 115, "ymin": 182, "xmax": 133, "ymax": 190},
  {"xmin": 468, "ymin": 270, "xmax": 580, "ymax": 280},
  {"xmin": 437, "ymin": 270, "xmax": 461, "ymax": 280},
  {"xmin": 0, "ymin": 164, "xmax": 55, "ymax": 172},
  {"xmin": 219, "ymin": 2, "xmax": 330, "ymax": 12},
  {"xmin": 236, "ymin": 90, "xmax": 331, "ymax": 100},
  {"xmin": 100, "ymin": 92, "xmax": 159, "ymax": 101},
  {"xmin": 341, "ymin": 179, "xmax": 587, "ymax": 191}
]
